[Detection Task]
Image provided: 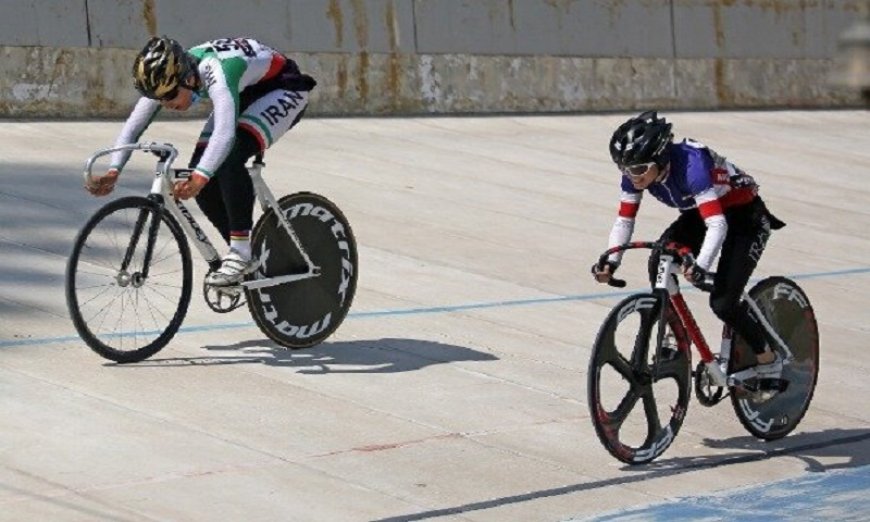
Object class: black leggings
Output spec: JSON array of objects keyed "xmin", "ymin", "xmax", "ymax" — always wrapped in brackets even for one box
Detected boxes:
[
  {"xmin": 192, "ymin": 131, "xmax": 260, "ymax": 243},
  {"xmin": 648, "ymin": 198, "xmax": 779, "ymax": 353}
]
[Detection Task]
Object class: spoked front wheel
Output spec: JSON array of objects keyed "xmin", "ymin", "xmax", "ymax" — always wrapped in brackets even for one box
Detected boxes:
[
  {"xmin": 587, "ymin": 293, "xmax": 692, "ymax": 464},
  {"xmin": 65, "ymin": 196, "xmax": 193, "ymax": 363},
  {"xmin": 246, "ymin": 192, "xmax": 358, "ymax": 348},
  {"xmin": 729, "ymin": 277, "xmax": 819, "ymax": 440}
]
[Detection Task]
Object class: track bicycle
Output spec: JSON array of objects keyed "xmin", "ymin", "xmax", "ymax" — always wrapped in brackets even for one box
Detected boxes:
[
  {"xmin": 587, "ymin": 242, "xmax": 818, "ymax": 464},
  {"xmin": 65, "ymin": 142, "xmax": 358, "ymax": 363}
]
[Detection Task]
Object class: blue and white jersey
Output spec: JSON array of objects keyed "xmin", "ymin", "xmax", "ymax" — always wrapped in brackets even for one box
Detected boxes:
[
  {"xmin": 608, "ymin": 139, "xmax": 758, "ymax": 270},
  {"xmin": 620, "ymin": 140, "xmax": 757, "ymax": 213}
]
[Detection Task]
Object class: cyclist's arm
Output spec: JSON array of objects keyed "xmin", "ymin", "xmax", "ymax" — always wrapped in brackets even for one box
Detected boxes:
[
  {"xmin": 693, "ymin": 189, "xmax": 727, "ymax": 271},
  {"xmin": 606, "ymin": 181, "xmax": 642, "ymax": 265},
  {"xmin": 108, "ymin": 97, "xmax": 161, "ymax": 172},
  {"xmin": 190, "ymin": 56, "xmax": 243, "ymax": 181},
  {"xmin": 686, "ymin": 149, "xmax": 727, "ymax": 271}
]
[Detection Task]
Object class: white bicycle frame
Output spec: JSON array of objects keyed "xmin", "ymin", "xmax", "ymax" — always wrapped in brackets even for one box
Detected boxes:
[
  {"xmin": 83, "ymin": 142, "xmax": 320, "ymax": 290},
  {"xmin": 653, "ymin": 254, "xmax": 794, "ymax": 388}
]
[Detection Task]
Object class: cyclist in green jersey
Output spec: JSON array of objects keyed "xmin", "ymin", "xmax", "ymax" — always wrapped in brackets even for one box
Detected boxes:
[{"xmin": 86, "ymin": 36, "xmax": 316, "ymax": 286}]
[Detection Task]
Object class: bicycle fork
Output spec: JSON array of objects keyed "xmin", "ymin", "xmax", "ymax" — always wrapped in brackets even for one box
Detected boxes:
[{"xmin": 118, "ymin": 195, "xmax": 164, "ymax": 286}]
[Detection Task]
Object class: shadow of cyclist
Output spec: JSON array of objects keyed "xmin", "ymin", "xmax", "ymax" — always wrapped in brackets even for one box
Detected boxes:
[
  {"xmin": 631, "ymin": 427, "xmax": 870, "ymax": 473},
  {"xmin": 114, "ymin": 338, "xmax": 498, "ymax": 373}
]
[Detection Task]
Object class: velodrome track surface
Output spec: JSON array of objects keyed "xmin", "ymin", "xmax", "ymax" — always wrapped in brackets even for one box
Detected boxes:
[{"xmin": 1, "ymin": 111, "xmax": 868, "ymax": 521}]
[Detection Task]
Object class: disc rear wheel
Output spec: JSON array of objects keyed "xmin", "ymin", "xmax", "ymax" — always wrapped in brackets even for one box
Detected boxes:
[
  {"xmin": 246, "ymin": 192, "xmax": 358, "ymax": 348},
  {"xmin": 730, "ymin": 277, "xmax": 819, "ymax": 440}
]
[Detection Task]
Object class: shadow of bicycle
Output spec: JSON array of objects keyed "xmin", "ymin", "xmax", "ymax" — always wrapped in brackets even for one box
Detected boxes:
[
  {"xmin": 630, "ymin": 427, "xmax": 870, "ymax": 474},
  {"xmin": 115, "ymin": 337, "xmax": 499, "ymax": 373},
  {"xmin": 362, "ymin": 428, "xmax": 870, "ymax": 522}
]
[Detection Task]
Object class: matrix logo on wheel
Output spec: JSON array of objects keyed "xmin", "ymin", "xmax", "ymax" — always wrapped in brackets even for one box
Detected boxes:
[
  {"xmin": 284, "ymin": 202, "xmax": 354, "ymax": 306},
  {"xmin": 254, "ymin": 201, "xmax": 355, "ymax": 340}
]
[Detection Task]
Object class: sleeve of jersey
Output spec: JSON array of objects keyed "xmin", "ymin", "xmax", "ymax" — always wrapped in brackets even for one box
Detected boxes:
[
  {"xmin": 109, "ymin": 97, "xmax": 161, "ymax": 171},
  {"xmin": 192, "ymin": 58, "xmax": 243, "ymax": 180},
  {"xmin": 686, "ymin": 149, "xmax": 727, "ymax": 270},
  {"xmin": 694, "ymin": 187, "xmax": 728, "ymax": 271},
  {"xmin": 607, "ymin": 190, "xmax": 642, "ymax": 264}
]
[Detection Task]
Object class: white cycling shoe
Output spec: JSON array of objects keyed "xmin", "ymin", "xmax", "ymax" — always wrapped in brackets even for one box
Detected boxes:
[
  {"xmin": 748, "ymin": 352, "xmax": 785, "ymax": 402},
  {"xmin": 206, "ymin": 250, "xmax": 259, "ymax": 287},
  {"xmin": 753, "ymin": 354, "xmax": 784, "ymax": 381},
  {"xmin": 728, "ymin": 351, "xmax": 786, "ymax": 401}
]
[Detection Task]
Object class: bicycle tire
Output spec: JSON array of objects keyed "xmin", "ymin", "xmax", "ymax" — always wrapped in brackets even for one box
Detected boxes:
[
  {"xmin": 587, "ymin": 293, "xmax": 692, "ymax": 464},
  {"xmin": 246, "ymin": 192, "xmax": 358, "ymax": 348},
  {"xmin": 65, "ymin": 196, "xmax": 193, "ymax": 363},
  {"xmin": 730, "ymin": 276, "xmax": 819, "ymax": 440}
]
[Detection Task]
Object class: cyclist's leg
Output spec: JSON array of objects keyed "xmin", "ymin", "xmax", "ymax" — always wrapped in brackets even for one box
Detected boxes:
[
  {"xmin": 213, "ymin": 131, "xmax": 259, "ymax": 249},
  {"xmin": 207, "ymin": 90, "xmax": 309, "ymax": 285},
  {"xmin": 222, "ymin": 89, "xmax": 309, "ymax": 252},
  {"xmin": 200, "ymin": 132, "xmax": 259, "ymax": 285},
  {"xmin": 648, "ymin": 211, "xmax": 705, "ymax": 286},
  {"xmin": 710, "ymin": 201, "xmax": 773, "ymax": 354},
  {"xmin": 194, "ymin": 181, "xmax": 230, "ymax": 243},
  {"xmin": 190, "ymin": 115, "xmax": 231, "ymax": 243},
  {"xmin": 237, "ymin": 89, "xmax": 309, "ymax": 152}
]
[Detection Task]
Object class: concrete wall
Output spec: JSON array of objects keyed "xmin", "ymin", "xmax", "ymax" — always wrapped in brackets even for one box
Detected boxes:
[{"xmin": 0, "ymin": 0, "xmax": 864, "ymax": 118}]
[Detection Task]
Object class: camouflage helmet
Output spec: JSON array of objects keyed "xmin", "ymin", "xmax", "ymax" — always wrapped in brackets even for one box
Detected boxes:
[{"xmin": 132, "ymin": 36, "xmax": 193, "ymax": 100}]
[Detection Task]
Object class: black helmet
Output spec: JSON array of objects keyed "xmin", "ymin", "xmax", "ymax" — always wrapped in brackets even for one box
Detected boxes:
[
  {"xmin": 132, "ymin": 36, "xmax": 194, "ymax": 100},
  {"xmin": 609, "ymin": 111, "xmax": 673, "ymax": 167}
]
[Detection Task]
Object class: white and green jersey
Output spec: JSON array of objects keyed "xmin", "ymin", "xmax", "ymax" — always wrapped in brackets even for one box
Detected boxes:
[{"xmin": 110, "ymin": 38, "xmax": 307, "ymax": 178}]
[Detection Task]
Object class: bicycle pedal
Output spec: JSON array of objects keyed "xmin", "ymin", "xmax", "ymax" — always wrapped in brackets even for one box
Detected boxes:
[
  {"xmin": 203, "ymin": 281, "xmax": 246, "ymax": 313},
  {"xmin": 215, "ymin": 285, "xmax": 243, "ymax": 297}
]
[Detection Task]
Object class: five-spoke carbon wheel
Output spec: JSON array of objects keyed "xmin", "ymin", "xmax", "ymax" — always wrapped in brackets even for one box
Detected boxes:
[{"xmin": 588, "ymin": 293, "xmax": 692, "ymax": 464}]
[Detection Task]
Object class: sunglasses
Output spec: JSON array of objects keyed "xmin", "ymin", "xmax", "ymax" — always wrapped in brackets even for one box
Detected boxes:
[
  {"xmin": 621, "ymin": 161, "xmax": 657, "ymax": 179},
  {"xmin": 155, "ymin": 86, "xmax": 182, "ymax": 102},
  {"xmin": 136, "ymin": 83, "xmax": 185, "ymax": 102}
]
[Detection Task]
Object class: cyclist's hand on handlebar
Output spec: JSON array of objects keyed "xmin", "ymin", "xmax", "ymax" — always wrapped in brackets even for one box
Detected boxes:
[
  {"xmin": 591, "ymin": 261, "xmax": 618, "ymax": 284},
  {"xmin": 173, "ymin": 173, "xmax": 208, "ymax": 200},
  {"xmin": 86, "ymin": 169, "xmax": 120, "ymax": 197},
  {"xmin": 682, "ymin": 262, "xmax": 709, "ymax": 287}
]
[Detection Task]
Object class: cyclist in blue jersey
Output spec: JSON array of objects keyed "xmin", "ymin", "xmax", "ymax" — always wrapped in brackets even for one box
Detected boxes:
[
  {"xmin": 85, "ymin": 36, "xmax": 316, "ymax": 286},
  {"xmin": 592, "ymin": 111, "xmax": 787, "ymax": 377}
]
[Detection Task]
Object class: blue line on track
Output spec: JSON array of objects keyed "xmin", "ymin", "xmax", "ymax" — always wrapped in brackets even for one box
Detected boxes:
[{"xmin": 2, "ymin": 266, "xmax": 868, "ymax": 349}]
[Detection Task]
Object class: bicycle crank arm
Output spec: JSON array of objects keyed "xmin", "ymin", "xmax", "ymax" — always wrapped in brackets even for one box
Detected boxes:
[
  {"xmin": 242, "ymin": 269, "xmax": 321, "ymax": 290},
  {"xmin": 703, "ymin": 360, "xmax": 728, "ymax": 387}
]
